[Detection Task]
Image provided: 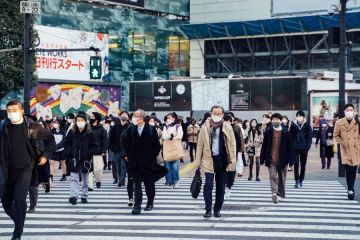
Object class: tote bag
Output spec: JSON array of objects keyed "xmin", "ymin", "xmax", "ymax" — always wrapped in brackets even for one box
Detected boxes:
[{"xmin": 163, "ymin": 139, "xmax": 184, "ymax": 162}]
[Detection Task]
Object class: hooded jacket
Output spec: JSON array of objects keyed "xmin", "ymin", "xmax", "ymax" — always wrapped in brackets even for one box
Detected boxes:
[{"xmin": 289, "ymin": 120, "xmax": 313, "ymax": 151}]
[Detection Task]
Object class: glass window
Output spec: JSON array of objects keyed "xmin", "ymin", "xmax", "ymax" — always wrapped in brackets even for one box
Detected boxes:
[{"xmin": 168, "ymin": 35, "xmax": 189, "ymax": 74}]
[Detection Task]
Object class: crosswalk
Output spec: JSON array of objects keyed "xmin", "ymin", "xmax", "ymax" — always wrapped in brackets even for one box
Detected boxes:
[{"xmin": 0, "ymin": 175, "xmax": 360, "ymax": 240}]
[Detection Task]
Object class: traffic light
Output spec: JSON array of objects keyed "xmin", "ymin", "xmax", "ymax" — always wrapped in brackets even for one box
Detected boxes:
[{"xmin": 89, "ymin": 56, "xmax": 102, "ymax": 79}]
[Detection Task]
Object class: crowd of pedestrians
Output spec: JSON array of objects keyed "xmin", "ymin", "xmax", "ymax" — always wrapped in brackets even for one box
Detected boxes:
[{"xmin": 0, "ymin": 99, "xmax": 359, "ymax": 239}]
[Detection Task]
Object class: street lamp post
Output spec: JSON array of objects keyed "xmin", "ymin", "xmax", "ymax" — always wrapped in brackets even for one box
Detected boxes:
[{"xmin": 338, "ymin": 0, "xmax": 347, "ymax": 177}]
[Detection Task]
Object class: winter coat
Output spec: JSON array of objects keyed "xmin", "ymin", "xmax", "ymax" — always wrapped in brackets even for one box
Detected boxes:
[
  {"xmin": 233, "ymin": 124, "xmax": 245, "ymax": 153},
  {"xmin": 162, "ymin": 123, "xmax": 183, "ymax": 141},
  {"xmin": 260, "ymin": 126, "xmax": 294, "ymax": 169},
  {"xmin": 124, "ymin": 124, "xmax": 168, "ymax": 184},
  {"xmin": 245, "ymin": 128, "xmax": 263, "ymax": 158},
  {"xmin": 187, "ymin": 124, "xmax": 200, "ymax": 143},
  {"xmin": 194, "ymin": 121, "xmax": 237, "ymax": 173},
  {"xmin": 109, "ymin": 122, "xmax": 129, "ymax": 153},
  {"xmin": 91, "ymin": 124, "xmax": 108, "ymax": 155},
  {"xmin": 315, "ymin": 126, "xmax": 334, "ymax": 159},
  {"xmin": 289, "ymin": 120, "xmax": 313, "ymax": 151},
  {"xmin": 63, "ymin": 124, "xmax": 100, "ymax": 173},
  {"xmin": 0, "ymin": 116, "xmax": 56, "ymax": 186},
  {"xmin": 334, "ymin": 117, "xmax": 360, "ymax": 166}
]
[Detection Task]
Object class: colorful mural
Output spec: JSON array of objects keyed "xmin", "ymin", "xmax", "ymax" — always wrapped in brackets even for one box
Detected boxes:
[{"xmin": 30, "ymin": 83, "xmax": 121, "ymax": 118}]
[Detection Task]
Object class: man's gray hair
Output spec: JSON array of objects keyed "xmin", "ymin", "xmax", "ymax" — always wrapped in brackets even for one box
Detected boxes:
[
  {"xmin": 211, "ymin": 105, "xmax": 224, "ymax": 113},
  {"xmin": 135, "ymin": 108, "xmax": 146, "ymax": 120}
]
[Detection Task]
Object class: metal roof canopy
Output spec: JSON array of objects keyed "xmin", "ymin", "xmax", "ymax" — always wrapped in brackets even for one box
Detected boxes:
[{"xmin": 180, "ymin": 12, "xmax": 360, "ymax": 40}]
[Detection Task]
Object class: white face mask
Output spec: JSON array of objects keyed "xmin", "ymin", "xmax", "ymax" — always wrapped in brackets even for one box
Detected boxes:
[
  {"xmin": 251, "ymin": 123, "xmax": 257, "ymax": 127},
  {"xmin": 166, "ymin": 119, "xmax": 174, "ymax": 125},
  {"xmin": 132, "ymin": 117, "xmax": 139, "ymax": 126},
  {"xmin": 211, "ymin": 115, "xmax": 223, "ymax": 123},
  {"xmin": 67, "ymin": 119, "xmax": 73, "ymax": 124},
  {"xmin": 345, "ymin": 111, "xmax": 354, "ymax": 119},
  {"xmin": 110, "ymin": 122, "xmax": 115, "ymax": 127},
  {"xmin": 53, "ymin": 123, "xmax": 59, "ymax": 129},
  {"xmin": 149, "ymin": 121, "xmax": 155, "ymax": 126},
  {"xmin": 76, "ymin": 122, "xmax": 86, "ymax": 129},
  {"xmin": 321, "ymin": 124, "xmax": 327, "ymax": 128},
  {"xmin": 8, "ymin": 112, "xmax": 22, "ymax": 124}
]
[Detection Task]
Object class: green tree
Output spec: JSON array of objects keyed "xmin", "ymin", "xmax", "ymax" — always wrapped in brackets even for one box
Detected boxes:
[{"xmin": 0, "ymin": 0, "xmax": 37, "ymax": 100}]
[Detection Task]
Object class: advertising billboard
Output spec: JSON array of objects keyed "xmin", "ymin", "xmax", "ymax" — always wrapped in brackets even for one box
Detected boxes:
[
  {"xmin": 34, "ymin": 25, "xmax": 109, "ymax": 82},
  {"xmin": 30, "ymin": 83, "xmax": 120, "ymax": 118},
  {"xmin": 310, "ymin": 94, "xmax": 338, "ymax": 129}
]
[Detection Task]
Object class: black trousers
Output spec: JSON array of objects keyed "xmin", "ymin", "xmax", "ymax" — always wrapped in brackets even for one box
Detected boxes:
[
  {"xmin": 294, "ymin": 149, "xmax": 308, "ymax": 181},
  {"xmin": 204, "ymin": 168, "xmax": 227, "ymax": 213},
  {"xmin": 28, "ymin": 186, "xmax": 38, "ymax": 208},
  {"xmin": 226, "ymin": 171, "xmax": 236, "ymax": 189},
  {"xmin": 133, "ymin": 177, "xmax": 155, "ymax": 210},
  {"xmin": 189, "ymin": 143, "xmax": 197, "ymax": 162},
  {"xmin": 249, "ymin": 156, "xmax": 260, "ymax": 178},
  {"xmin": 2, "ymin": 170, "xmax": 32, "ymax": 238},
  {"xmin": 344, "ymin": 165, "xmax": 358, "ymax": 191}
]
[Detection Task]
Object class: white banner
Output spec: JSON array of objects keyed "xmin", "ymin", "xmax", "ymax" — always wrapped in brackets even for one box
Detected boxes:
[
  {"xmin": 34, "ymin": 25, "xmax": 109, "ymax": 81},
  {"xmin": 272, "ymin": 0, "xmax": 359, "ymax": 16}
]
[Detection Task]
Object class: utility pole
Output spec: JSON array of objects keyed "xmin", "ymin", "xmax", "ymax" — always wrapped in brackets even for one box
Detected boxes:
[
  {"xmin": 338, "ymin": 0, "xmax": 347, "ymax": 177},
  {"xmin": 23, "ymin": 12, "xmax": 31, "ymax": 114}
]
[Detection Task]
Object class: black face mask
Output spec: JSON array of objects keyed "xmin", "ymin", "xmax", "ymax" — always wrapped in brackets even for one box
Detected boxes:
[{"xmin": 90, "ymin": 119, "xmax": 97, "ymax": 125}]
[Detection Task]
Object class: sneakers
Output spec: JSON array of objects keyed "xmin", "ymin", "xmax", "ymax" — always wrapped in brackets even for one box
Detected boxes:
[
  {"xmin": 88, "ymin": 187, "xmax": 94, "ymax": 192},
  {"xmin": 203, "ymin": 211, "xmax": 211, "ymax": 218},
  {"xmin": 225, "ymin": 187, "xmax": 231, "ymax": 199},
  {"xmin": 272, "ymin": 193, "xmax": 279, "ymax": 204},
  {"xmin": 81, "ymin": 198, "xmax": 88, "ymax": 203},
  {"xmin": 118, "ymin": 183, "xmax": 125, "ymax": 189},
  {"xmin": 113, "ymin": 179, "xmax": 118, "ymax": 184},
  {"xmin": 69, "ymin": 197, "xmax": 77, "ymax": 205},
  {"xmin": 128, "ymin": 199, "xmax": 134, "ymax": 207},
  {"xmin": 96, "ymin": 182, "xmax": 101, "ymax": 188},
  {"xmin": 348, "ymin": 190, "xmax": 355, "ymax": 200},
  {"xmin": 299, "ymin": 181, "xmax": 303, "ymax": 188},
  {"xmin": 288, "ymin": 166, "xmax": 293, "ymax": 171},
  {"xmin": 256, "ymin": 178, "xmax": 261, "ymax": 182},
  {"xmin": 27, "ymin": 207, "xmax": 35, "ymax": 213},
  {"xmin": 237, "ymin": 173, "xmax": 242, "ymax": 177},
  {"xmin": 248, "ymin": 176, "xmax": 253, "ymax": 181},
  {"xmin": 173, "ymin": 182, "xmax": 180, "ymax": 189},
  {"xmin": 295, "ymin": 180, "xmax": 300, "ymax": 188}
]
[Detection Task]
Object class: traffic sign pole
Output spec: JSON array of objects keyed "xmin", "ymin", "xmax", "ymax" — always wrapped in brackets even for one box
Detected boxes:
[{"xmin": 23, "ymin": 11, "xmax": 31, "ymax": 114}]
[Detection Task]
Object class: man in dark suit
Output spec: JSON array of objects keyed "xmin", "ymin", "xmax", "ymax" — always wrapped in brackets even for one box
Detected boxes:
[{"xmin": 124, "ymin": 109, "xmax": 168, "ymax": 215}]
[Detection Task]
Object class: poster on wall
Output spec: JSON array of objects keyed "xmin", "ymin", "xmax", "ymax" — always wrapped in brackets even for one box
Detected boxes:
[
  {"xmin": 311, "ymin": 95, "xmax": 338, "ymax": 129},
  {"xmin": 153, "ymin": 82, "xmax": 172, "ymax": 111},
  {"xmin": 34, "ymin": 25, "xmax": 109, "ymax": 82},
  {"xmin": 30, "ymin": 83, "xmax": 121, "ymax": 118},
  {"xmin": 229, "ymin": 80, "xmax": 250, "ymax": 111}
]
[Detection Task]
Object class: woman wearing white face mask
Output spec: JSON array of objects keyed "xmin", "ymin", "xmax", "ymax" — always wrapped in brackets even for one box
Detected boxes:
[
  {"xmin": 245, "ymin": 119, "xmax": 263, "ymax": 181},
  {"xmin": 49, "ymin": 120, "xmax": 67, "ymax": 184},
  {"xmin": 315, "ymin": 119, "xmax": 334, "ymax": 170},
  {"xmin": 162, "ymin": 113, "xmax": 183, "ymax": 189},
  {"xmin": 63, "ymin": 112, "xmax": 100, "ymax": 205}
]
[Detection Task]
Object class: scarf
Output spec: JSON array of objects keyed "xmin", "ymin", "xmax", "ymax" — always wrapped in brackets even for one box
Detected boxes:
[{"xmin": 209, "ymin": 119, "xmax": 224, "ymax": 129}]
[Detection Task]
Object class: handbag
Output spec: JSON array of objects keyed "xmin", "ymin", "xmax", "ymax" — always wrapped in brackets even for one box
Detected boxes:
[
  {"xmin": 163, "ymin": 139, "xmax": 184, "ymax": 162},
  {"xmin": 247, "ymin": 146, "xmax": 255, "ymax": 157},
  {"xmin": 190, "ymin": 169, "xmax": 202, "ymax": 199},
  {"xmin": 326, "ymin": 139, "xmax": 334, "ymax": 147}
]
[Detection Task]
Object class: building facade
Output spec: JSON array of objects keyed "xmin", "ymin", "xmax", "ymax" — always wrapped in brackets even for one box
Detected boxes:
[{"xmin": 31, "ymin": 0, "xmax": 190, "ymax": 112}]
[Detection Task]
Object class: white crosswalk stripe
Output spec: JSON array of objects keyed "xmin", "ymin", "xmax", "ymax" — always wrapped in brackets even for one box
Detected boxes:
[{"xmin": 0, "ymin": 176, "xmax": 359, "ymax": 240}]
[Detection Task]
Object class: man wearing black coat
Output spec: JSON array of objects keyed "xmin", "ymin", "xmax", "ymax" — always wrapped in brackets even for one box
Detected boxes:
[
  {"xmin": 289, "ymin": 110, "xmax": 313, "ymax": 188},
  {"xmin": 88, "ymin": 112, "xmax": 108, "ymax": 190},
  {"xmin": 124, "ymin": 109, "xmax": 168, "ymax": 215},
  {"xmin": 0, "ymin": 100, "xmax": 55, "ymax": 240},
  {"xmin": 260, "ymin": 113, "xmax": 294, "ymax": 204}
]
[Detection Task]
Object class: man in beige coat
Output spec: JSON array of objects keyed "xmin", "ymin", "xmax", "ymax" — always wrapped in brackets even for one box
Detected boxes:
[
  {"xmin": 334, "ymin": 103, "xmax": 360, "ymax": 200},
  {"xmin": 194, "ymin": 105, "xmax": 237, "ymax": 218}
]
